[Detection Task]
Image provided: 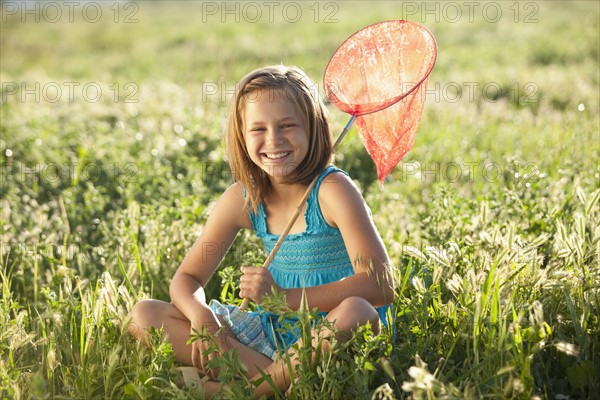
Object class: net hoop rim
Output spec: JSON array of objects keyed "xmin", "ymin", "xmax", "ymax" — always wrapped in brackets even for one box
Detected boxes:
[{"xmin": 323, "ymin": 19, "xmax": 438, "ymax": 117}]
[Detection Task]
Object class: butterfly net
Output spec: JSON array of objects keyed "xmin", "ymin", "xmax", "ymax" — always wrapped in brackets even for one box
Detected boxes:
[{"xmin": 323, "ymin": 20, "xmax": 437, "ymax": 183}]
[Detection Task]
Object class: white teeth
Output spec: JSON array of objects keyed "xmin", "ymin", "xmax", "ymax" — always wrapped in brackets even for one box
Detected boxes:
[{"xmin": 264, "ymin": 152, "xmax": 289, "ymax": 159}]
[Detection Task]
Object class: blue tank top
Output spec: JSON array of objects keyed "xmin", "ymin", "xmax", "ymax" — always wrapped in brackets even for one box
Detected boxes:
[{"xmin": 248, "ymin": 165, "xmax": 392, "ymax": 338}]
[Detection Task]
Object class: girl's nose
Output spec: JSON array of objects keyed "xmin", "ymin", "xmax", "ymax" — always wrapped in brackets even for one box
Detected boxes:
[{"xmin": 266, "ymin": 128, "xmax": 284, "ymax": 146}]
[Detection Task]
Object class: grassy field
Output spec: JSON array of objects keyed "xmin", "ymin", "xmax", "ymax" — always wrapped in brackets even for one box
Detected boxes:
[{"xmin": 1, "ymin": 1, "xmax": 599, "ymax": 398}]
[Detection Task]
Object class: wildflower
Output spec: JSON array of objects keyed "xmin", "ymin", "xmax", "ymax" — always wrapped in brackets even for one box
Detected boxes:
[
  {"xmin": 554, "ymin": 341, "xmax": 579, "ymax": 357},
  {"xmin": 412, "ymin": 276, "xmax": 426, "ymax": 294},
  {"xmin": 372, "ymin": 383, "xmax": 395, "ymax": 400},
  {"xmin": 426, "ymin": 246, "xmax": 450, "ymax": 267},
  {"xmin": 47, "ymin": 348, "xmax": 57, "ymax": 371},
  {"xmin": 403, "ymin": 365, "xmax": 436, "ymax": 391},
  {"xmin": 403, "ymin": 245, "xmax": 428, "ymax": 262},
  {"xmin": 446, "ymin": 273, "xmax": 463, "ymax": 295}
]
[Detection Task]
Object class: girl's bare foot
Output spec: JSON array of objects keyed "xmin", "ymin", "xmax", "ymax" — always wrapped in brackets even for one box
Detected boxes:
[{"xmin": 174, "ymin": 366, "xmax": 208, "ymax": 399}]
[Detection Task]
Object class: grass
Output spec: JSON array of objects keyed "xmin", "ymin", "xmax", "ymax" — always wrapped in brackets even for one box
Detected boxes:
[{"xmin": 1, "ymin": 1, "xmax": 599, "ymax": 398}]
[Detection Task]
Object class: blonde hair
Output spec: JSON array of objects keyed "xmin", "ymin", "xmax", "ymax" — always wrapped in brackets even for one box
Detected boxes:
[{"xmin": 225, "ymin": 65, "xmax": 333, "ymax": 213}]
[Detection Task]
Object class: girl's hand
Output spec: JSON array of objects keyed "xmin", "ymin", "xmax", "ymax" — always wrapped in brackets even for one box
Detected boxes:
[
  {"xmin": 190, "ymin": 312, "xmax": 232, "ymax": 378},
  {"xmin": 239, "ymin": 266, "xmax": 279, "ymax": 304}
]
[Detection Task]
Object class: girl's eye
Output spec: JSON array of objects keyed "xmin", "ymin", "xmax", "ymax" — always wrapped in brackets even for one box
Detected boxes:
[{"xmin": 281, "ymin": 124, "xmax": 296, "ymax": 129}]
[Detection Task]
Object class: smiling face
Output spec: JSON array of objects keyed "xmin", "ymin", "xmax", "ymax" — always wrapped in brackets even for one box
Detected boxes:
[
  {"xmin": 225, "ymin": 65, "xmax": 334, "ymax": 213},
  {"xmin": 242, "ymin": 89, "xmax": 309, "ymax": 183}
]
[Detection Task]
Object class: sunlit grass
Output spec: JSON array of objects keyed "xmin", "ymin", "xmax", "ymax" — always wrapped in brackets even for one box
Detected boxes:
[{"xmin": 1, "ymin": 1, "xmax": 599, "ymax": 398}]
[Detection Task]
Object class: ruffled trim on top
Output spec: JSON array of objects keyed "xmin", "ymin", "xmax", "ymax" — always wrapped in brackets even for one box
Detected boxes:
[{"xmin": 248, "ymin": 165, "xmax": 348, "ymax": 238}]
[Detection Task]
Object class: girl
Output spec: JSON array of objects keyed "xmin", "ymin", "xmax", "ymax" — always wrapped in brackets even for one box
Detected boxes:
[{"xmin": 128, "ymin": 65, "xmax": 395, "ymax": 397}]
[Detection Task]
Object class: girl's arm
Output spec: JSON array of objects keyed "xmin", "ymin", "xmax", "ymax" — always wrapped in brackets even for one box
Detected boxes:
[
  {"xmin": 285, "ymin": 172, "xmax": 395, "ymax": 311},
  {"xmin": 169, "ymin": 182, "xmax": 248, "ymax": 320}
]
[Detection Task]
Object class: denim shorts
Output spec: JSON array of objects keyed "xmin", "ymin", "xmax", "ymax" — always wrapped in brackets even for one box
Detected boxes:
[
  {"xmin": 210, "ymin": 299, "xmax": 394, "ymax": 359},
  {"xmin": 209, "ymin": 299, "xmax": 278, "ymax": 360}
]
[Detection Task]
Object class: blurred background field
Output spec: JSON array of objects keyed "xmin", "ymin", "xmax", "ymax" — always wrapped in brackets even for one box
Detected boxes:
[{"xmin": 1, "ymin": 1, "xmax": 599, "ymax": 399}]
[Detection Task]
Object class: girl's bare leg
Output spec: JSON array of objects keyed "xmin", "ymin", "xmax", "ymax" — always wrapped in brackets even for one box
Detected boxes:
[
  {"xmin": 128, "ymin": 299, "xmax": 272, "ymax": 377},
  {"xmin": 128, "ymin": 296, "xmax": 380, "ymax": 398},
  {"xmin": 252, "ymin": 296, "xmax": 381, "ymax": 398}
]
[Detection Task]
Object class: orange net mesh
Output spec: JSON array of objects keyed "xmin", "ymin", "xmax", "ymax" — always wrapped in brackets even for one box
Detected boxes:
[{"xmin": 324, "ymin": 20, "xmax": 437, "ymax": 183}]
